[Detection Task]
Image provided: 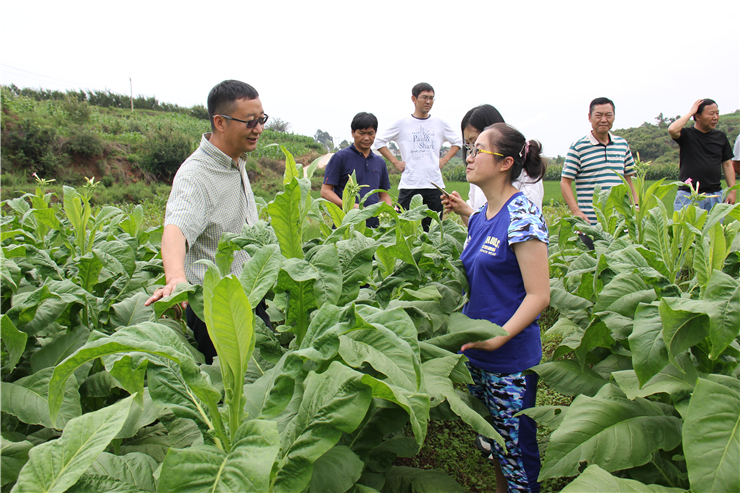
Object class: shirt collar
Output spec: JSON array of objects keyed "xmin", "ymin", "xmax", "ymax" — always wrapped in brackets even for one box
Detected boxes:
[
  {"xmin": 200, "ymin": 133, "xmax": 242, "ymax": 170},
  {"xmin": 587, "ymin": 131, "xmax": 613, "ymax": 146}
]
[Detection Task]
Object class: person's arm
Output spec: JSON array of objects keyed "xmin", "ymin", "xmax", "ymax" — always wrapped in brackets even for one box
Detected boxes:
[
  {"xmin": 378, "ymin": 191, "xmax": 392, "ymax": 207},
  {"xmin": 377, "ymin": 146, "xmax": 405, "ymax": 173},
  {"xmin": 460, "ymin": 240, "xmax": 550, "ymax": 351},
  {"xmin": 722, "ymin": 160, "xmax": 736, "ymax": 204},
  {"xmin": 668, "ymin": 99, "xmax": 704, "ymax": 139},
  {"xmin": 624, "ymin": 175, "xmax": 639, "ymax": 206},
  {"xmin": 560, "ymin": 177, "xmax": 589, "ymax": 222},
  {"xmin": 439, "ymin": 146, "xmax": 460, "ymax": 168},
  {"xmin": 145, "ymin": 224, "xmax": 189, "ymax": 306},
  {"xmin": 320, "ymin": 184, "xmax": 343, "ymax": 207}
]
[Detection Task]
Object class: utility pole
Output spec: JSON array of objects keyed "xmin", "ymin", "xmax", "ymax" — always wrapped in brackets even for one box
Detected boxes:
[{"xmin": 130, "ymin": 78, "xmax": 134, "ymax": 112}]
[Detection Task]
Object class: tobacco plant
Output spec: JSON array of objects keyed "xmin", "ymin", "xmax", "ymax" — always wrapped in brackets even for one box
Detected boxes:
[{"xmin": 535, "ymin": 167, "xmax": 740, "ymax": 493}]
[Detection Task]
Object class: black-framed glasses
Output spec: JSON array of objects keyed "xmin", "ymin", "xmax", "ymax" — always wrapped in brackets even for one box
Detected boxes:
[
  {"xmin": 465, "ymin": 144, "xmax": 503, "ymax": 159},
  {"xmin": 217, "ymin": 114, "xmax": 269, "ymax": 128}
]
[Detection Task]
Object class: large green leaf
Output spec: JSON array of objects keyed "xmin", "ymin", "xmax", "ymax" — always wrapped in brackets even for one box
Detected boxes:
[
  {"xmin": 593, "ymin": 272, "xmax": 656, "ymax": 317},
  {"xmin": 659, "ymin": 298, "xmax": 709, "ymax": 368},
  {"xmin": 307, "ymin": 446, "xmax": 364, "ymax": 493},
  {"xmin": 701, "ymin": 270, "xmax": 740, "ymax": 359},
  {"xmin": 561, "ymin": 464, "xmax": 687, "ymax": 493},
  {"xmin": 2, "ymin": 368, "xmax": 81, "ymax": 430},
  {"xmin": 423, "ymin": 312, "xmax": 508, "ymax": 352},
  {"xmin": 630, "ymin": 302, "xmax": 669, "ymax": 386},
  {"xmin": 335, "ymin": 233, "xmax": 377, "ymax": 306},
  {"xmin": 684, "ymin": 377, "xmax": 740, "ymax": 493},
  {"xmin": 156, "ymin": 419, "xmax": 280, "ymax": 493},
  {"xmin": 1, "ymin": 314, "xmax": 27, "ymax": 373},
  {"xmin": 381, "ymin": 466, "xmax": 464, "ymax": 493},
  {"xmin": 109, "ymin": 292, "xmax": 155, "ymax": 328},
  {"xmin": 30, "ymin": 325, "xmax": 90, "ymax": 373},
  {"xmin": 423, "ymin": 355, "xmax": 504, "ymax": 447},
  {"xmin": 528, "ymin": 360, "xmax": 607, "ymax": 397},
  {"xmin": 12, "ymin": 395, "xmax": 133, "ymax": 493},
  {"xmin": 1, "ymin": 436, "xmax": 33, "ymax": 487},
  {"xmin": 87, "ymin": 452, "xmax": 158, "ymax": 492},
  {"xmin": 238, "ymin": 243, "xmax": 284, "ymax": 307},
  {"xmin": 612, "ymin": 360, "xmax": 697, "ymax": 401},
  {"xmin": 147, "ymin": 363, "xmax": 212, "ymax": 432},
  {"xmin": 273, "ymin": 362, "xmax": 372, "ymax": 493},
  {"xmin": 693, "ymin": 222, "xmax": 726, "ymax": 289},
  {"xmin": 268, "ymin": 178, "xmax": 303, "ymax": 259},
  {"xmin": 309, "ymin": 243, "xmax": 343, "ymax": 307},
  {"xmin": 94, "ymin": 240, "xmax": 136, "ymax": 278},
  {"xmin": 203, "ymin": 275, "xmax": 255, "ymax": 397},
  {"xmin": 539, "ymin": 384, "xmax": 682, "ymax": 480},
  {"xmin": 48, "ymin": 322, "xmax": 217, "ymax": 428}
]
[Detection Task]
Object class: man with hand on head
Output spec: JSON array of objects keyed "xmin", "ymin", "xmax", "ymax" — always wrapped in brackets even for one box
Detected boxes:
[
  {"xmin": 145, "ymin": 79, "xmax": 267, "ymax": 363},
  {"xmin": 374, "ymin": 82, "xmax": 462, "ymax": 230},
  {"xmin": 321, "ymin": 112, "xmax": 392, "ymax": 228},
  {"xmin": 668, "ymin": 98, "xmax": 736, "ymax": 210},
  {"xmin": 561, "ymin": 97, "xmax": 638, "ymax": 225}
]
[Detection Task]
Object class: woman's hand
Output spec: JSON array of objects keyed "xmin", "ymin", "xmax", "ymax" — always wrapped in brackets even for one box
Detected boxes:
[
  {"xmin": 442, "ymin": 191, "xmax": 474, "ymax": 218},
  {"xmin": 461, "ymin": 336, "xmax": 509, "ymax": 352}
]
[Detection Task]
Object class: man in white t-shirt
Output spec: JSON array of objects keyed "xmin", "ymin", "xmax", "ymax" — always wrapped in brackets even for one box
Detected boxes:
[{"xmin": 374, "ymin": 82, "xmax": 462, "ymax": 230}]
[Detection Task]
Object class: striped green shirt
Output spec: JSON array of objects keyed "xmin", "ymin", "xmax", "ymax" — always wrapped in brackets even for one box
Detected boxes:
[
  {"xmin": 562, "ymin": 132, "xmax": 635, "ymax": 223},
  {"xmin": 165, "ymin": 133, "xmax": 259, "ymax": 284}
]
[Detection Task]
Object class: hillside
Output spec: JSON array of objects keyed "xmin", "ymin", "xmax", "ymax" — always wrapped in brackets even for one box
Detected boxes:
[{"xmin": 0, "ymin": 85, "xmax": 324, "ymax": 202}]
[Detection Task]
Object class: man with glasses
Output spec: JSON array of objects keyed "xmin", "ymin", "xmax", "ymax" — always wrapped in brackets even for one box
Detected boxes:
[
  {"xmin": 375, "ymin": 82, "xmax": 462, "ymax": 230},
  {"xmin": 145, "ymin": 79, "xmax": 267, "ymax": 363},
  {"xmin": 561, "ymin": 97, "xmax": 638, "ymax": 226}
]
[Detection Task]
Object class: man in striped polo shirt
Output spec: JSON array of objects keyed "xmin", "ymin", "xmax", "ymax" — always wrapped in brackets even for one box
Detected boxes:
[
  {"xmin": 145, "ymin": 80, "xmax": 266, "ymax": 363},
  {"xmin": 561, "ymin": 97, "xmax": 638, "ymax": 224}
]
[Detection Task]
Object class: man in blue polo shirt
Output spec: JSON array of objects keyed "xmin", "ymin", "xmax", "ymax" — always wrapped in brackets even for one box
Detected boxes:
[
  {"xmin": 561, "ymin": 97, "xmax": 638, "ymax": 225},
  {"xmin": 321, "ymin": 112, "xmax": 392, "ymax": 227}
]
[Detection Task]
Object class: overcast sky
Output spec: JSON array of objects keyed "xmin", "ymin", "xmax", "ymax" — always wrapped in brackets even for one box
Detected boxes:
[{"xmin": 2, "ymin": 0, "xmax": 738, "ymax": 157}]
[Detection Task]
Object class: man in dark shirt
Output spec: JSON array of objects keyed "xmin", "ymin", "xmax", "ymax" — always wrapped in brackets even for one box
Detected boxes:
[
  {"xmin": 321, "ymin": 112, "xmax": 392, "ymax": 227},
  {"xmin": 668, "ymin": 98, "xmax": 736, "ymax": 210}
]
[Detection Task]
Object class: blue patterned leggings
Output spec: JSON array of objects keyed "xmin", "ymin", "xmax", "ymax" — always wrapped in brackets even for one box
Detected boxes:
[{"xmin": 467, "ymin": 365, "xmax": 540, "ymax": 493}]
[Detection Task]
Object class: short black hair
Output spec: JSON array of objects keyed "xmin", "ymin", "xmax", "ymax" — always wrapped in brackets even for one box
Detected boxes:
[
  {"xmin": 589, "ymin": 97, "xmax": 615, "ymax": 115},
  {"xmin": 412, "ymin": 82, "xmax": 434, "ymax": 98},
  {"xmin": 693, "ymin": 98, "xmax": 717, "ymax": 121},
  {"xmin": 351, "ymin": 112, "xmax": 378, "ymax": 132},
  {"xmin": 207, "ymin": 80, "xmax": 259, "ymax": 131}
]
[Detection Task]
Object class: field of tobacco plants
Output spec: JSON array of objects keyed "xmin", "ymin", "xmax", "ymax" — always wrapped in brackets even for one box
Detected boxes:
[{"xmin": 1, "ymin": 149, "xmax": 739, "ymax": 493}]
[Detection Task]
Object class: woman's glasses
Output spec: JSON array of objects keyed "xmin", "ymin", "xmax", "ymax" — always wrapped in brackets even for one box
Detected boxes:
[{"xmin": 465, "ymin": 144, "xmax": 503, "ymax": 159}]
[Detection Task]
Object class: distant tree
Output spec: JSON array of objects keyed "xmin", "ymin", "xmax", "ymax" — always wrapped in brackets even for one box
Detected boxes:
[
  {"xmin": 339, "ymin": 140, "xmax": 350, "ymax": 149},
  {"xmin": 314, "ymin": 129, "xmax": 334, "ymax": 152},
  {"xmin": 267, "ymin": 117, "xmax": 291, "ymax": 133}
]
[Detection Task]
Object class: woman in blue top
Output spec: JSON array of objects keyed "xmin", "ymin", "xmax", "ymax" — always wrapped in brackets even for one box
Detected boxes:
[{"xmin": 446, "ymin": 123, "xmax": 549, "ymax": 493}]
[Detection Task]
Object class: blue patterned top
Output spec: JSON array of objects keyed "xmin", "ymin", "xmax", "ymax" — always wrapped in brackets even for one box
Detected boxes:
[{"xmin": 461, "ymin": 192, "xmax": 548, "ymax": 373}]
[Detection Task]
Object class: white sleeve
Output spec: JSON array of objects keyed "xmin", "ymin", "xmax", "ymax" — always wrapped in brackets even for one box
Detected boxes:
[
  {"xmin": 734, "ymin": 137, "xmax": 740, "ymax": 161},
  {"xmin": 373, "ymin": 119, "xmax": 401, "ymax": 150},
  {"xmin": 513, "ymin": 172, "xmax": 545, "ymax": 211},
  {"xmin": 442, "ymin": 119, "xmax": 463, "ymax": 147}
]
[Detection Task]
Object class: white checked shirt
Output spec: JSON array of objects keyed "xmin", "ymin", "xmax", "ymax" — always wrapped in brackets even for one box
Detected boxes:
[{"xmin": 165, "ymin": 133, "xmax": 259, "ymax": 284}]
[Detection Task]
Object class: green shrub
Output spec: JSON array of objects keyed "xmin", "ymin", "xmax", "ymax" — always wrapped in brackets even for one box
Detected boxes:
[
  {"xmin": 60, "ymin": 96, "xmax": 92, "ymax": 124},
  {"xmin": 544, "ymin": 163, "xmax": 563, "ymax": 181},
  {"xmin": 65, "ymin": 130, "xmax": 105, "ymax": 156},
  {"xmin": 141, "ymin": 126, "xmax": 194, "ymax": 180},
  {"xmin": 442, "ymin": 164, "xmax": 467, "ymax": 182},
  {"xmin": 0, "ymin": 118, "xmax": 61, "ymax": 175}
]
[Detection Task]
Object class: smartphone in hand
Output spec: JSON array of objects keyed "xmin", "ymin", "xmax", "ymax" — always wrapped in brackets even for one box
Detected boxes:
[{"xmin": 431, "ymin": 182, "xmax": 449, "ymax": 198}]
